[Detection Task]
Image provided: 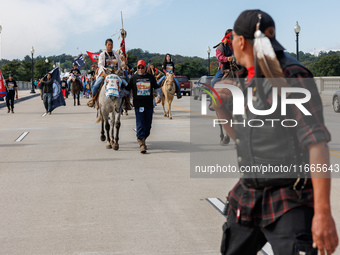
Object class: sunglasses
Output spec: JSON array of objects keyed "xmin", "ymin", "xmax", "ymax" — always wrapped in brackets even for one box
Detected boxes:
[{"xmin": 137, "ymin": 66, "xmax": 145, "ymax": 69}]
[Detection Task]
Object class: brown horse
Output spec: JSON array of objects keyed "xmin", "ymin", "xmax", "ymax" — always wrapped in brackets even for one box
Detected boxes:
[
  {"xmin": 161, "ymin": 73, "xmax": 176, "ymax": 119},
  {"xmin": 71, "ymin": 75, "xmax": 82, "ymax": 106}
]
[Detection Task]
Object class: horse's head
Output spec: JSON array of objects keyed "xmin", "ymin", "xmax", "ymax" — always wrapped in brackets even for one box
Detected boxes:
[{"xmin": 166, "ymin": 72, "xmax": 174, "ymax": 83}]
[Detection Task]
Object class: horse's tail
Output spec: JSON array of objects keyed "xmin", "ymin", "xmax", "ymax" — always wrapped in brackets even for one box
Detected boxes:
[{"xmin": 96, "ymin": 114, "xmax": 101, "ymax": 124}]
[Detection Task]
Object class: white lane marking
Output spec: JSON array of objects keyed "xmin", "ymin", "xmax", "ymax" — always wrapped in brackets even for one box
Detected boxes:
[
  {"xmin": 207, "ymin": 198, "xmax": 274, "ymax": 255},
  {"xmin": 41, "ymin": 113, "xmax": 47, "ymax": 117},
  {"xmin": 206, "ymin": 198, "xmax": 225, "ymax": 216},
  {"xmin": 15, "ymin": 132, "xmax": 29, "ymax": 142}
]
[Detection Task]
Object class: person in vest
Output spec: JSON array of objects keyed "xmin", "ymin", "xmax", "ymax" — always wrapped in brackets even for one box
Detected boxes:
[
  {"xmin": 209, "ymin": 29, "xmax": 234, "ymax": 111},
  {"xmin": 213, "ymin": 10, "xmax": 338, "ymax": 255}
]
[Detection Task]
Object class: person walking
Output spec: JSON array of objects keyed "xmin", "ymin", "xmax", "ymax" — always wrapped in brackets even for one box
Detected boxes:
[
  {"xmin": 5, "ymin": 74, "xmax": 18, "ymax": 113},
  {"xmin": 40, "ymin": 73, "xmax": 53, "ymax": 115},
  {"xmin": 60, "ymin": 76, "xmax": 68, "ymax": 98},
  {"xmin": 124, "ymin": 60, "xmax": 162, "ymax": 153},
  {"xmin": 213, "ymin": 10, "xmax": 338, "ymax": 255}
]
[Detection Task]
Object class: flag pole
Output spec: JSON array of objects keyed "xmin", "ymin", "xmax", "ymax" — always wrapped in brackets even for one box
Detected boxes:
[{"xmin": 121, "ymin": 11, "xmax": 124, "ymax": 29}]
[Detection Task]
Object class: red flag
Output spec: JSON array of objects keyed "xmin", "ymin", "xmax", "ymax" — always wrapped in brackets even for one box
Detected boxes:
[
  {"xmin": 120, "ymin": 37, "xmax": 126, "ymax": 59},
  {"xmin": 0, "ymin": 69, "xmax": 6, "ymax": 99},
  {"xmin": 86, "ymin": 51, "xmax": 100, "ymax": 63}
]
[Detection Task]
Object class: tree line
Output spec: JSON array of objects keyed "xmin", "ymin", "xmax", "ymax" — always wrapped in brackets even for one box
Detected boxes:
[{"xmin": 1, "ymin": 49, "xmax": 340, "ymax": 81}]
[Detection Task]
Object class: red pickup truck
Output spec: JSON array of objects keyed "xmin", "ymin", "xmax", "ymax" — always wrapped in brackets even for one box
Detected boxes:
[{"xmin": 176, "ymin": 76, "xmax": 192, "ymax": 96}]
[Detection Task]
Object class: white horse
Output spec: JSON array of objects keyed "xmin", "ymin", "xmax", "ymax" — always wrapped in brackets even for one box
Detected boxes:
[{"xmin": 96, "ymin": 74, "xmax": 128, "ymax": 150}]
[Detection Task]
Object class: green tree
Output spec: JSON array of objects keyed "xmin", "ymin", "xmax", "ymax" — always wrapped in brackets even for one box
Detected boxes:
[
  {"xmin": 311, "ymin": 55, "xmax": 340, "ymax": 76},
  {"xmin": 1, "ymin": 60, "xmax": 21, "ymax": 80}
]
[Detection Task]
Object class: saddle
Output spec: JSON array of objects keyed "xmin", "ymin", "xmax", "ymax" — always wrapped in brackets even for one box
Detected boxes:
[{"xmin": 87, "ymin": 78, "xmax": 132, "ymax": 111}]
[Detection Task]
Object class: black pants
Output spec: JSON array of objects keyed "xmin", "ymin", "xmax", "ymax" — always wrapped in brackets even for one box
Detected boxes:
[
  {"xmin": 6, "ymin": 91, "xmax": 15, "ymax": 110},
  {"xmin": 221, "ymin": 206, "xmax": 317, "ymax": 255}
]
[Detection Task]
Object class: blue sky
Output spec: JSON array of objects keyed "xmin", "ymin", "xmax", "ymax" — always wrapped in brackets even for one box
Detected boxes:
[{"xmin": 1, "ymin": 0, "xmax": 340, "ymax": 61}]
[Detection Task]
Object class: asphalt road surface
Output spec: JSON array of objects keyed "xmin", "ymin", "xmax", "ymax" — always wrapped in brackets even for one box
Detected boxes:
[{"xmin": 1, "ymin": 92, "xmax": 340, "ymax": 255}]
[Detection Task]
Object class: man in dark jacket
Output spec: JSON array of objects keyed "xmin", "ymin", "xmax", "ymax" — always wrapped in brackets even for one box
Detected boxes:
[
  {"xmin": 124, "ymin": 60, "xmax": 162, "ymax": 153},
  {"xmin": 40, "ymin": 73, "xmax": 53, "ymax": 114},
  {"xmin": 5, "ymin": 74, "xmax": 18, "ymax": 113},
  {"xmin": 214, "ymin": 10, "xmax": 338, "ymax": 255}
]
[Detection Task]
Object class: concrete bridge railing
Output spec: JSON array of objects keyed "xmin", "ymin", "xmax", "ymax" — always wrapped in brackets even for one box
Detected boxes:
[{"xmin": 314, "ymin": 77, "xmax": 340, "ymax": 94}]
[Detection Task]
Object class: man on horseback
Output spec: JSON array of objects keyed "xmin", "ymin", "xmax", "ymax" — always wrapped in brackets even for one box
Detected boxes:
[
  {"xmin": 67, "ymin": 63, "xmax": 82, "ymax": 90},
  {"xmin": 87, "ymin": 38, "xmax": 128, "ymax": 108},
  {"xmin": 209, "ymin": 29, "xmax": 234, "ymax": 111},
  {"xmin": 124, "ymin": 60, "xmax": 162, "ymax": 154}
]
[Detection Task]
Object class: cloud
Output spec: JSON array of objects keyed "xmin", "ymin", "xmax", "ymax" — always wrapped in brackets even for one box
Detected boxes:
[{"xmin": 0, "ymin": 0, "xmax": 164, "ymax": 60}]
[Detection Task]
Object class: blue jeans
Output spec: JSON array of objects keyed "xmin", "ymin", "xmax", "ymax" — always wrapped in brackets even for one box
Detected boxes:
[
  {"xmin": 211, "ymin": 69, "xmax": 223, "ymax": 88},
  {"xmin": 43, "ymin": 92, "xmax": 53, "ymax": 112},
  {"xmin": 210, "ymin": 69, "xmax": 223, "ymax": 104},
  {"xmin": 157, "ymin": 76, "xmax": 181, "ymax": 93},
  {"xmin": 92, "ymin": 76, "xmax": 128, "ymax": 96},
  {"xmin": 135, "ymin": 106, "xmax": 153, "ymax": 140}
]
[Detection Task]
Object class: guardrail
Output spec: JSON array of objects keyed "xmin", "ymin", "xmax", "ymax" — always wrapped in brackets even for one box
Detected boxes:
[
  {"xmin": 16, "ymin": 81, "xmax": 33, "ymax": 90},
  {"xmin": 314, "ymin": 77, "xmax": 340, "ymax": 94}
]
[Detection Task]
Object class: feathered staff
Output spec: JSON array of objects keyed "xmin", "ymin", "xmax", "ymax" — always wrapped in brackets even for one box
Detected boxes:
[{"xmin": 253, "ymin": 14, "xmax": 290, "ymax": 95}]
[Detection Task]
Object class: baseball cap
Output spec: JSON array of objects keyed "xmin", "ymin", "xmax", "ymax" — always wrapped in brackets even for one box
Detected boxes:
[
  {"xmin": 9, "ymin": 73, "xmax": 13, "ymax": 77},
  {"xmin": 137, "ymin": 60, "xmax": 146, "ymax": 67},
  {"xmin": 233, "ymin": 9, "xmax": 285, "ymax": 52}
]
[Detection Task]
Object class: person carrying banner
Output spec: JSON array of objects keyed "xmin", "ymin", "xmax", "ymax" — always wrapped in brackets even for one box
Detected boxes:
[
  {"xmin": 40, "ymin": 73, "xmax": 53, "ymax": 114},
  {"xmin": 213, "ymin": 10, "xmax": 338, "ymax": 255},
  {"xmin": 5, "ymin": 74, "xmax": 18, "ymax": 113},
  {"xmin": 87, "ymin": 38, "xmax": 127, "ymax": 108}
]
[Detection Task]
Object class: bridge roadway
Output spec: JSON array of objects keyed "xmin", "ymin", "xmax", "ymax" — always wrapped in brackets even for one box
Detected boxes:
[{"xmin": 1, "ymin": 91, "xmax": 340, "ymax": 255}]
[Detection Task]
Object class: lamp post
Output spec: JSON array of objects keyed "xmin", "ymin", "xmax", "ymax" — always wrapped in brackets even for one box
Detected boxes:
[
  {"xmin": 294, "ymin": 21, "xmax": 301, "ymax": 61},
  {"xmin": 30, "ymin": 46, "xmax": 35, "ymax": 93},
  {"xmin": 207, "ymin": 46, "xmax": 211, "ymax": 75},
  {"xmin": 45, "ymin": 58, "xmax": 49, "ymax": 73}
]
